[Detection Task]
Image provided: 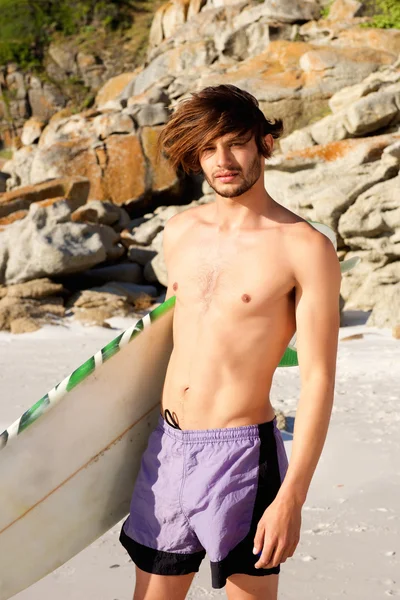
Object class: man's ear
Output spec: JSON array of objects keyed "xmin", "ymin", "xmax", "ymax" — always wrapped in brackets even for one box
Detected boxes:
[{"xmin": 263, "ymin": 133, "xmax": 274, "ymax": 158}]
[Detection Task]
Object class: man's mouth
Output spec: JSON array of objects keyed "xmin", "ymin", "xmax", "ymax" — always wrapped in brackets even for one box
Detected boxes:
[{"xmin": 215, "ymin": 171, "xmax": 239, "ymax": 183}]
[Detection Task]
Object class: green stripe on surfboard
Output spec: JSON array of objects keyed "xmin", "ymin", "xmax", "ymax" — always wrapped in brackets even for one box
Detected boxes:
[
  {"xmin": 18, "ymin": 394, "xmax": 50, "ymax": 434},
  {"xmin": 278, "ymin": 347, "xmax": 299, "ymax": 368}
]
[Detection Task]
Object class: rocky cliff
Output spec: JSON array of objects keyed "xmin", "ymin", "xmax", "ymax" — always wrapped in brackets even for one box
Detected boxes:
[{"xmin": 0, "ymin": 0, "xmax": 399, "ymax": 332}]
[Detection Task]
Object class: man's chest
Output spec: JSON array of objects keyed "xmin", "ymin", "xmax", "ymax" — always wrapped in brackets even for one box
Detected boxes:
[{"xmin": 169, "ymin": 229, "xmax": 295, "ymax": 315}]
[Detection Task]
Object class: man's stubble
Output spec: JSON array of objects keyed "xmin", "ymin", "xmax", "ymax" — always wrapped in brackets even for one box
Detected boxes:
[{"xmin": 204, "ymin": 153, "xmax": 262, "ymax": 198}]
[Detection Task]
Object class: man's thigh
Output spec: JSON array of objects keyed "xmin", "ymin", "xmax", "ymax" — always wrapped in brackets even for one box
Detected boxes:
[
  {"xmin": 225, "ymin": 572, "xmax": 279, "ymax": 600},
  {"xmin": 133, "ymin": 566, "xmax": 196, "ymax": 600}
]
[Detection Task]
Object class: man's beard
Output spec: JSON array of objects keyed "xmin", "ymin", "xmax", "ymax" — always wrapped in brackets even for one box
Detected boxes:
[{"xmin": 205, "ymin": 155, "xmax": 262, "ymax": 198}]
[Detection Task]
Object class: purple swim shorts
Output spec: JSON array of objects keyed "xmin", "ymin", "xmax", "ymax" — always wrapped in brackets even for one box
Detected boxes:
[{"xmin": 119, "ymin": 411, "xmax": 289, "ymax": 589}]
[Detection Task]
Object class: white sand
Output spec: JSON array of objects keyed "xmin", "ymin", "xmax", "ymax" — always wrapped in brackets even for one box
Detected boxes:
[{"xmin": 1, "ymin": 311, "xmax": 399, "ymax": 599}]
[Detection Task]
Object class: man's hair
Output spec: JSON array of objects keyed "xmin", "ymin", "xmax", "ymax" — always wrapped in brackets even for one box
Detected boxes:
[{"xmin": 157, "ymin": 84, "xmax": 283, "ymax": 175}]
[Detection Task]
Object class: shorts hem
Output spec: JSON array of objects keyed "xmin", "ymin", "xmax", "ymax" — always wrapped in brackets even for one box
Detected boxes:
[
  {"xmin": 119, "ymin": 523, "xmax": 206, "ymax": 576},
  {"xmin": 210, "ymin": 559, "xmax": 280, "ymax": 589}
]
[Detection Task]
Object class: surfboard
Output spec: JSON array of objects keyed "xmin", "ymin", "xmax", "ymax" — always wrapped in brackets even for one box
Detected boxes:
[
  {"xmin": 0, "ymin": 298, "xmax": 175, "ymax": 600},
  {"xmin": 0, "ymin": 220, "xmax": 359, "ymax": 599}
]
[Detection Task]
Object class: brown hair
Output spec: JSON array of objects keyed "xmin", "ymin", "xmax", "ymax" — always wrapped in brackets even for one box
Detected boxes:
[{"xmin": 157, "ymin": 84, "xmax": 283, "ymax": 175}]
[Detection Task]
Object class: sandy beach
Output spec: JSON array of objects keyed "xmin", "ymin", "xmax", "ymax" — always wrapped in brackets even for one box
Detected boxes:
[{"xmin": 0, "ymin": 310, "xmax": 399, "ymax": 600}]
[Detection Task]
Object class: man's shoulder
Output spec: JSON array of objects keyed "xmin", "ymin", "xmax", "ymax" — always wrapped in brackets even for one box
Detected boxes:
[
  {"xmin": 277, "ymin": 207, "xmax": 330, "ymax": 248},
  {"xmin": 280, "ymin": 215, "xmax": 340, "ymax": 285},
  {"xmin": 164, "ymin": 203, "xmax": 211, "ymax": 232},
  {"xmin": 163, "ymin": 203, "xmax": 211, "ymax": 253}
]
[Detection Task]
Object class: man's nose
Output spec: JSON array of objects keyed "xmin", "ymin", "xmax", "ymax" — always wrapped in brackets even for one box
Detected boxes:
[{"xmin": 215, "ymin": 145, "xmax": 232, "ymax": 165}]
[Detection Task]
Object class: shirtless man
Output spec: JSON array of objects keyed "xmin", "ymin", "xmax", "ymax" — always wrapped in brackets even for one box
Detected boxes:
[{"xmin": 119, "ymin": 84, "xmax": 341, "ymax": 600}]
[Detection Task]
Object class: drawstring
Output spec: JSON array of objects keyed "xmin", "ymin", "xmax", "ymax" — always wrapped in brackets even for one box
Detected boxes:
[{"xmin": 164, "ymin": 409, "xmax": 182, "ymax": 430}]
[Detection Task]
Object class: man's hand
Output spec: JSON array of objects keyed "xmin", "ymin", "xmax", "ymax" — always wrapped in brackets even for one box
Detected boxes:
[{"xmin": 253, "ymin": 495, "xmax": 302, "ymax": 569}]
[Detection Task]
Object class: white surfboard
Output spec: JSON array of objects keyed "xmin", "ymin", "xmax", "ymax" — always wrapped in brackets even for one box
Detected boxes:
[{"xmin": 0, "ymin": 301, "xmax": 174, "ymax": 600}]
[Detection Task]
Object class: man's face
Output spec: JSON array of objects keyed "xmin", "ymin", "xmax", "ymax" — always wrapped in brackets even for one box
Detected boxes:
[{"xmin": 199, "ymin": 132, "xmax": 272, "ymax": 198}]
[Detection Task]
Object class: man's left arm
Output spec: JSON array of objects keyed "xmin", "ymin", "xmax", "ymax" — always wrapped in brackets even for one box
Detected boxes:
[{"xmin": 253, "ymin": 228, "xmax": 342, "ymax": 569}]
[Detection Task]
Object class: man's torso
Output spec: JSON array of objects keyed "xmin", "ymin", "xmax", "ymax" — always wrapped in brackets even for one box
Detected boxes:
[{"xmin": 161, "ymin": 202, "xmax": 308, "ymax": 429}]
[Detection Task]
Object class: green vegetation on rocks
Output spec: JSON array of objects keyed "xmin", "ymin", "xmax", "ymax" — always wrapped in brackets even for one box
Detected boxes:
[
  {"xmin": 361, "ymin": 0, "xmax": 400, "ymax": 29},
  {"xmin": 0, "ymin": 0, "xmax": 144, "ymax": 66},
  {"xmin": 320, "ymin": 1, "xmax": 333, "ymax": 19}
]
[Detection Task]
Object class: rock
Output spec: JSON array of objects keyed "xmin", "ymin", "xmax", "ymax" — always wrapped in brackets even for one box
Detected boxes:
[
  {"xmin": 4, "ymin": 278, "xmax": 65, "ymax": 299},
  {"xmin": 334, "ymin": 28, "xmax": 400, "ymax": 57},
  {"xmin": 133, "ymin": 86, "xmax": 171, "ymax": 106},
  {"xmin": 92, "ymin": 281, "xmax": 158, "ymax": 304},
  {"xmin": 0, "ymin": 172, "xmax": 10, "ymax": 193},
  {"xmin": 279, "ymin": 129, "xmax": 315, "ymax": 153},
  {"xmin": 149, "ymin": 5, "xmax": 165, "ymax": 48},
  {"xmin": 340, "ymin": 259, "xmax": 400, "ymax": 319},
  {"xmin": 72, "ymin": 307, "xmax": 120, "ymax": 327},
  {"xmin": 1, "ymin": 201, "xmax": 107, "ymax": 285},
  {"xmin": 207, "ymin": 0, "xmax": 319, "ymax": 22},
  {"xmin": 2, "ymin": 146, "xmax": 37, "ymax": 189},
  {"xmin": 68, "ymin": 289, "xmax": 129, "ymax": 313},
  {"xmin": 88, "ymin": 224, "xmax": 125, "ymax": 261},
  {"xmin": 0, "ymin": 177, "xmax": 90, "ymax": 219},
  {"xmin": 328, "ymin": 68, "xmax": 400, "ymax": 114},
  {"xmin": 127, "ymin": 216, "xmax": 164, "ymax": 245},
  {"xmin": 71, "ymin": 200, "xmax": 130, "ymax": 227},
  {"xmin": 30, "ymin": 140, "xmax": 103, "ymax": 197},
  {"xmin": 38, "ymin": 114, "xmax": 94, "ymax": 148},
  {"xmin": 102, "ymin": 133, "xmax": 147, "ymax": 206},
  {"xmin": 95, "ymin": 72, "xmax": 139, "ymax": 108},
  {"xmin": 367, "ymin": 283, "xmax": 400, "ymax": 328},
  {"xmin": 92, "ymin": 112, "xmax": 134, "ymax": 139},
  {"xmin": 28, "ymin": 77, "xmax": 67, "ymax": 122},
  {"xmin": 21, "ymin": 117, "xmax": 46, "ymax": 146},
  {"xmin": 127, "ymin": 245, "xmax": 158, "ymax": 266},
  {"xmin": 327, "ymin": 0, "xmax": 363, "ymax": 21},
  {"xmin": 338, "ymin": 175, "xmax": 400, "ymax": 253},
  {"xmin": 68, "ymin": 282, "xmax": 155, "ymax": 323},
  {"xmin": 135, "ymin": 103, "xmax": 171, "ymax": 127},
  {"xmin": 10, "ymin": 317, "xmax": 41, "ymax": 334},
  {"xmin": 141, "ymin": 126, "xmax": 179, "ymax": 194},
  {"xmin": 0, "ymin": 210, "xmax": 28, "ymax": 229},
  {"xmin": 310, "ymin": 112, "xmax": 348, "ymax": 145},
  {"xmin": 48, "ymin": 42, "xmax": 77, "ymax": 75},
  {"xmin": 187, "ymin": 0, "xmax": 207, "ymax": 19},
  {"xmin": 79, "ymin": 263, "xmax": 143, "ymax": 285},
  {"xmin": 133, "ymin": 40, "xmax": 218, "ymax": 96},
  {"xmin": 0, "ymin": 295, "xmax": 65, "ymax": 332},
  {"xmin": 144, "ymin": 249, "xmax": 167, "ymax": 286},
  {"xmin": 343, "ymin": 84, "xmax": 400, "ymax": 136},
  {"xmin": 384, "ymin": 141, "xmax": 400, "ymax": 159},
  {"xmin": 163, "ymin": 0, "xmax": 191, "ymax": 40},
  {"xmin": 265, "ymin": 133, "xmax": 400, "ymax": 228}
]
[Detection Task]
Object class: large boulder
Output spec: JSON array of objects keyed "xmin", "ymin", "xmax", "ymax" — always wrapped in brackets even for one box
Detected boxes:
[
  {"xmin": 0, "ymin": 177, "xmax": 90, "ymax": 219},
  {"xmin": 0, "ymin": 201, "xmax": 107, "ymax": 285}
]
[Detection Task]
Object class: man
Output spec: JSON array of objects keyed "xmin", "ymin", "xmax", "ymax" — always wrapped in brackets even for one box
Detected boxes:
[{"xmin": 119, "ymin": 84, "xmax": 341, "ymax": 600}]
